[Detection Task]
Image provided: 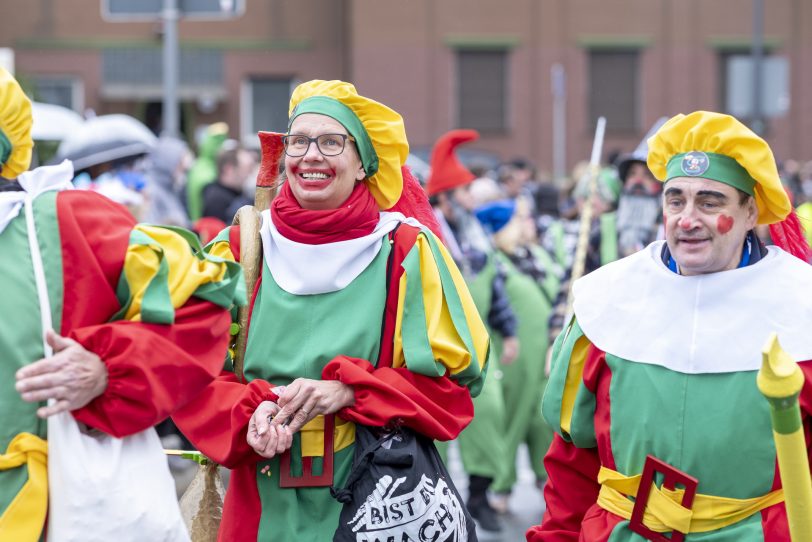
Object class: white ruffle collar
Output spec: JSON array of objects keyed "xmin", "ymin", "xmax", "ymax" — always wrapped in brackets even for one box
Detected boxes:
[
  {"xmin": 573, "ymin": 240, "xmax": 812, "ymax": 373},
  {"xmin": 259, "ymin": 210, "xmax": 422, "ymax": 295},
  {"xmin": 0, "ymin": 161, "xmax": 74, "ymax": 234}
]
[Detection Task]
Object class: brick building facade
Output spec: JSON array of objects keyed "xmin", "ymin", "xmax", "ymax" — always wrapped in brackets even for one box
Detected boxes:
[{"xmin": 2, "ymin": 0, "xmax": 810, "ymax": 175}]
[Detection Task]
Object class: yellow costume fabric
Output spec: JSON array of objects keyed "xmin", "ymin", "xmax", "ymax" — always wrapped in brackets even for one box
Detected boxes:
[
  {"xmin": 0, "ymin": 433, "xmax": 48, "ymax": 542},
  {"xmin": 647, "ymin": 111, "xmax": 790, "ymax": 225},
  {"xmin": 0, "ymin": 68, "xmax": 34, "ymax": 179}
]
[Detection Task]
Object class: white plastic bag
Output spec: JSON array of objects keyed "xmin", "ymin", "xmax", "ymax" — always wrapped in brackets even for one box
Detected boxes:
[
  {"xmin": 22, "ymin": 194, "xmax": 189, "ymax": 542},
  {"xmin": 46, "ymin": 417, "xmax": 190, "ymax": 542}
]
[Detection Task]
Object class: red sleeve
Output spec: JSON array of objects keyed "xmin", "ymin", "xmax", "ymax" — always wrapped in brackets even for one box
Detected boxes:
[
  {"xmin": 57, "ymin": 191, "xmax": 231, "ymax": 437},
  {"xmin": 322, "ymin": 356, "xmax": 473, "ymax": 441},
  {"xmin": 526, "ymin": 434, "xmax": 602, "ymax": 542},
  {"xmin": 171, "ymin": 373, "xmax": 280, "ymax": 468}
]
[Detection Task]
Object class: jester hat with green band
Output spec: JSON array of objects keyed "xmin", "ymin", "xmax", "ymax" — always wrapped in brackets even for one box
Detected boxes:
[
  {"xmin": 0, "ymin": 68, "xmax": 34, "ymax": 179},
  {"xmin": 288, "ymin": 80, "xmax": 409, "ymax": 209},
  {"xmin": 647, "ymin": 111, "xmax": 790, "ymax": 225}
]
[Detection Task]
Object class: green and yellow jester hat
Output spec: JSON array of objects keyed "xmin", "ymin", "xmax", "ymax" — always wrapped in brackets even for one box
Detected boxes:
[
  {"xmin": 647, "ymin": 111, "xmax": 790, "ymax": 225},
  {"xmin": 0, "ymin": 68, "xmax": 34, "ymax": 179},
  {"xmin": 288, "ymin": 80, "xmax": 409, "ymax": 209}
]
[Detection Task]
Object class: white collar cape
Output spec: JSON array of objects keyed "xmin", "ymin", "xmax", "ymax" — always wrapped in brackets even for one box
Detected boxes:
[
  {"xmin": 259, "ymin": 210, "xmax": 423, "ymax": 295},
  {"xmin": 573, "ymin": 240, "xmax": 812, "ymax": 374},
  {"xmin": 0, "ymin": 160, "xmax": 74, "ymax": 235}
]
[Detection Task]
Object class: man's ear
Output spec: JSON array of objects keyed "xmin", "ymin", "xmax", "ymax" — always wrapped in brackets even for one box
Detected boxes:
[
  {"xmin": 746, "ymin": 197, "xmax": 759, "ymax": 228},
  {"xmin": 356, "ymin": 166, "xmax": 366, "ymax": 181}
]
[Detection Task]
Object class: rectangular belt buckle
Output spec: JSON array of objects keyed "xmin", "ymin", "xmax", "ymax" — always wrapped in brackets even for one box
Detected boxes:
[
  {"xmin": 629, "ymin": 454, "xmax": 698, "ymax": 542},
  {"xmin": 279, "ymin": 414, "xmax": 335, "ymax": 488}
]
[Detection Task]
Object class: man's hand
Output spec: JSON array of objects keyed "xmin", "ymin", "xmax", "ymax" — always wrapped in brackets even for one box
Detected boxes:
[
  {"xmin": 270, "ymin": 379, "xmax": 355, "ymax": 434},
  {"xmin": 15, "ymin": 330, "xmax": 108, "ymax": 418},
  {"xmin": 500, "ymin": 335, "xmax": 520, "ymax": 365},
  {"xmin": 247, "ymin": 400, "xmax": 292, "ymax": 458}
]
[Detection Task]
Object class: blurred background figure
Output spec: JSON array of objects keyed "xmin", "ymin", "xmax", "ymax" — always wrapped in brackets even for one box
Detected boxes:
[
  {"xmin": 474, "ymin": 197, "xmax": 558, "ymax": 516},
  {"xmin": 201, "ymin": 145, "xmax": 258, "ymax": 223},
  {"xmin": 142, "ymin": 135, "xmax": 193, "ymax": 227},
  {"xmin": 186, "ymin": 122, "xmax": 229, "ymax": 222},
  {"xmin": 613, "ymin": 121, "xmax": 667, "ymax": 258},
  {"xmin": 541, "ymin": 159, "xmax": 619, "ymax": 348},
  {"xmin": 427, "ymin": 129, "xmax": 516, "ymax": 534},
  {"xmin": 497, "ymin": 160, "xmax": 535, "ymax": 207}
]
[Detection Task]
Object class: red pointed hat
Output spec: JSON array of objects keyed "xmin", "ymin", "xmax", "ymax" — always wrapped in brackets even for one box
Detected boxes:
[{"xmin": 425, "ymin": 129, "xmax": 479, "ymax": 196}]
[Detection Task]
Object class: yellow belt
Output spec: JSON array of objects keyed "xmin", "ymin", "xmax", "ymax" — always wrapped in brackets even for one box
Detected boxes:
[
  {"xmin": 300, "ymin": 415, "xmax": 355, "ymax": 457},
  {"xmin": 597, "ymin": 466, "xmax": 784, "ymax": 533},
  {"xmin": 0, "ymin": 432, "xmax": 48, "ymax": 542}
]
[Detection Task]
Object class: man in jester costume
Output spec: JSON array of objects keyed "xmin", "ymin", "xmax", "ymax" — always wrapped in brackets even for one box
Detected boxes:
[
  {"xmin": 527, "ymin": 111, "xmax": 812, "ymax": 541},
  {"xmin": 0, "ymin": 68, "xmax": 244, "ymax": 540},
  {"xmin": 172, "ymin": 80, "xmax": 490, "ymax": 542}
]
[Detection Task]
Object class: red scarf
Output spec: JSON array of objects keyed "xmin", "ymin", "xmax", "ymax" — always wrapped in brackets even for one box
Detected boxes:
[{"xmin": 271, "ymin": 181, "xmax": 380, "ymax": 244}]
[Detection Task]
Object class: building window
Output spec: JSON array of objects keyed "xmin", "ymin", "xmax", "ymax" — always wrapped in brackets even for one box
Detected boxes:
[
  {"xmin": 456, "ymin": 50, "xmax": 508, "ymax": 132},
  {"xmin": 101, "ymin": 48, "xmax": 223, "ymax": 100},
  {"xmin": 32, "ymin": 76, "xmax": 83, "ymax": 111},
  {"xmin": 588, "ymin": 49, "xmax": 639, "ymax": 132},
  {"xmin": 241, "ymin": 78, "xmax": 294, "ymax": 147},
  {"xmin": 719, "ymin": 51, "xmax": 789, "ymax": 120}
]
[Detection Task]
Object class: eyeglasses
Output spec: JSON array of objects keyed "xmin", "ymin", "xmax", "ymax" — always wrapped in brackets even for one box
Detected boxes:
[{"xmin": 282, "ymin": 133, "xmax": 355, "ymax": 157}]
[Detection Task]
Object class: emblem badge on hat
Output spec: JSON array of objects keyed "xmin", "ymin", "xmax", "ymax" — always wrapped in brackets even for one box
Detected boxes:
[{"xmin": 681, "ymin": 152, "xmax": 710, "ymax": 177}]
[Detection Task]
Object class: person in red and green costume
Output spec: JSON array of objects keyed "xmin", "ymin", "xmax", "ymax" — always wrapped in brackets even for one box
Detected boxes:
[
  {"xmin": 426, "ymin": 129, "xmax": 518, "ymax": 533},
  {"xmin": 172, "ymin": 80, "xmax": 491, "ymax": 542},
  {"xmin": 527, "ymin": 111, "xmax": 812, "ymax": 542},
  {"xmin": 475, "ymin": 197, "xmax": 558, "ymax": 512},
  {"xmin": 0, "ymin": 67, "xmax": 245, "ymax": 541}
]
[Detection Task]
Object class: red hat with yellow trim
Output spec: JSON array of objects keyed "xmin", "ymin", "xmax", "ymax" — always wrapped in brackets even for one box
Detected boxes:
[{"xmin": 425, "ymin": 129, "xmax": 479, "ymax": 196}]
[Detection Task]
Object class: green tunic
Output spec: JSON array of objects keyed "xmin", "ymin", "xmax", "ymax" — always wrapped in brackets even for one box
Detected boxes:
[
  {"xmin": 491, "ymin": 251, "xmax": 554, "ymax": 492},
  {"xmin": 453, "ymin": 256, "xmax": 509, "ymax": 481},
  {"xmin": 245, "ymin": 241, "xmax": 390, "ymax": 541},
  {"xmin": 0, "ymin": 193, "xmax": 62, "ymax": 530}
]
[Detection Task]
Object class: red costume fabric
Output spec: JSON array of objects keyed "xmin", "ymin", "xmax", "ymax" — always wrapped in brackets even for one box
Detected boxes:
[
  {"xmin": 56, "ymin": 191, "xmax": 233, "ymax": 436},
  {"xmin": 271, "ymin": 181, "xmax": 379, "ymax": 244}
]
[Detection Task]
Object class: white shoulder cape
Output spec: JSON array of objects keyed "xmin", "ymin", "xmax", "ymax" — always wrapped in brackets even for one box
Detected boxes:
[
  {"xmin": 0, "ymin": 161, "xmax": 74, "ymax": 234},
  {"xmin": 573, "ymin": 240, "xmax": 812, "ymax": 373},
  {"xmin": 259, "ymin": 210, "xmax": 422, "ymax": 295}
]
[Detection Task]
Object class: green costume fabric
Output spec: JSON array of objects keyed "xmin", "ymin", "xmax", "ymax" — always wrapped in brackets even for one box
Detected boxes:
[
  {"xmin": 186, "ymin": 129, "xmax": 228, "ymax": 221},
  {"xmin": 246, "ymin": 244, "xmax": 389, "ymax": 541},
  {"xmin": 599, "ymin": 212, "xmax": 618, "ymax": 266},
  {"xmin": 453, "ymin": 256, "xmax": 508, "ymax": 481},
  {"xmin": 542, "ymin": 321, "xmax": 788, "ymax": 539},
  {"xmin": 491, "ymin": 252, "xmax": 555, "ymax": 493},
  {"xmin": 0, "ymin": 193, "xmax": 61, "ymax": 523}
]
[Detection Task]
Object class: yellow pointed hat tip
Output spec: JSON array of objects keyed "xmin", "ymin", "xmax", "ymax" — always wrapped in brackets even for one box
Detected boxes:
[{"xmin": 757, "ymin": 333, "xmax": 804, "ymax": 398}]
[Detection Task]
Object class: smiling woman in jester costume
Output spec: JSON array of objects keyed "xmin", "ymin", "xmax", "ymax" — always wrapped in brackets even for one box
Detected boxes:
[
  {"xmin": 527, "ymin": 111, "xmax": 812, "ymax": 542},
  {"xmin": 0, "ymin": 68, "xmax": 244, "ymax": 541},
  {"xmin": 172, "ymin": 80, "xmax": 490, "ymax": 542}
]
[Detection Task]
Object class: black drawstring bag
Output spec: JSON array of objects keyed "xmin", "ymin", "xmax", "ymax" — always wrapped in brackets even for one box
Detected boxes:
[{"xmin": 331, "ymin": 425, "xmax": 477, "ymax": 542}]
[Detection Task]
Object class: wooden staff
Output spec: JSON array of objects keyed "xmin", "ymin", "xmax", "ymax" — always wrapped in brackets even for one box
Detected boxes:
[
  {"xmin": 231, "ymin": 131, "xmax": 284, "ymax": 381},
  {"xmin": 758, "ymin": 333, "xmax": 812, "ymax": 542},
  {"xmin": 172, "ymin": 132, "xmax": 286, "ymax": 542},
  {"xmin": 564, "ymin": 116, "xmax": 606, "ymax": 316}
]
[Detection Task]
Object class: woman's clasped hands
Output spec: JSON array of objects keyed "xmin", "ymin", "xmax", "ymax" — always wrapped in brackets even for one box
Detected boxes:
[{"xmin": 247, "ymin": 378, "xmax": 354, "ymax": 458}]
